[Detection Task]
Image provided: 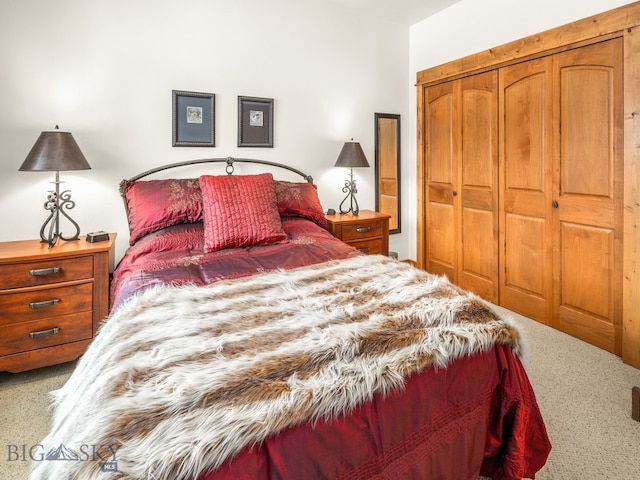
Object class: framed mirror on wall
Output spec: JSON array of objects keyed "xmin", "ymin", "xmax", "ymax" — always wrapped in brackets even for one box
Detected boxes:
[{"xmin": 374, "ymin": 113, "xmax": 401, "ymax": 234}]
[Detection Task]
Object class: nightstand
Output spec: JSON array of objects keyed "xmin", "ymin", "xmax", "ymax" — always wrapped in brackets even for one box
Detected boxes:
[
  {"xmin": 0, "ymin": 234, "xmax": 116, "ymax": 373},
  {"xmin": 325, "ymin": 210, "xmax": 390, "ymax": 256}
]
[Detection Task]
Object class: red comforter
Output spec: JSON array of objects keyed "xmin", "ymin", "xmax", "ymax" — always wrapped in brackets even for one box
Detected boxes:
[
  {"xmin": 111, "ymin": 217, "xmax": 357, "ymax": 308},
  {"xmin": 110, "ymin": 218, "xmax": 550, "ymax": 480}
]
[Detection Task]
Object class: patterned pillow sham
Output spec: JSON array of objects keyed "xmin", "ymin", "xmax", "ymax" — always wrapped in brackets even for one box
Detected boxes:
[
  {"xmin": 199, "ymin": 173, "xmax": 289, "ymax": 253},
  {"xmin": 122, "ymin": 179, "xmax": 202, "ymax": 245},
  {"xmin": 274, "ymin": 180, "xmax": 327, "ymax": 228}
]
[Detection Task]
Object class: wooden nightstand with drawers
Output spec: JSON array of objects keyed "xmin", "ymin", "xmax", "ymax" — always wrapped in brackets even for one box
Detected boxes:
[
  {"xmin": 0, "ymin": 234, "xmax": 115, "ymax": 373},
  {"xmin": 325, "ymin": 210, "xmax": 390, "ymax": 256}
]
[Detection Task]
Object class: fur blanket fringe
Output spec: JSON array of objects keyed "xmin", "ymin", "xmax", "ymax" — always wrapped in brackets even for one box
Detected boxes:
[{"xmin": 30, "ymin": 255, "xmax": 523, "ymax": 480}]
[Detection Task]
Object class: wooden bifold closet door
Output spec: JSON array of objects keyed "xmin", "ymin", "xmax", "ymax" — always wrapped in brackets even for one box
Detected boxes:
[
  {"xmin": 499, "ymin": 38, "xmax": 623, "ymax": 354},
  {"xmin": 423, "ymin": 71, "xmax": 499, "ymax": 303},
  {"xmin": 499, "ymin": 56, "xmax": 554, "ymax": 324},
  {"xmin": 423, "ymin": 38, "xmax": 622, "ymax": 354}
]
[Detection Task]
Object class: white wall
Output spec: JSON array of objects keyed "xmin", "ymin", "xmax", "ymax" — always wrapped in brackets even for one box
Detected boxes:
[
  {"xmin": 406, "ymin": 0, "xmax": 637, "ymax": 261},
  {"xmin": 0, "ymin": 0, "xmax": 410, "ymax": 260}
]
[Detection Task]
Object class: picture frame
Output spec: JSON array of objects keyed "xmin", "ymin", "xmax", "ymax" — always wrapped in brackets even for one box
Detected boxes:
[
  {"xmin": 374, "ymin": 113, "xmax": 401, "ymax": 234},
  {"xmin": 238, "ymin": 96, "xmax": 274, "ymax": 147},
  {"xmin": 172, "ymin": 90, "xmax": 215, "ymax": 147}
]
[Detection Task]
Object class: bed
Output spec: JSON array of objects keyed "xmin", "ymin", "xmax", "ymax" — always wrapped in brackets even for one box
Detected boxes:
[{"xmin": 30, "ymin": 158, "xmax": 551, "ymax": 480}]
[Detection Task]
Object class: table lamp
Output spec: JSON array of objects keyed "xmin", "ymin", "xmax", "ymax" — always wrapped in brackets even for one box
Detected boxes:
[
  {"xmin": 334, "ymin": 140, "xmax": 369, "ymax": 215},
  {"xmin": 19, "ymin": 126, "xmax": 91, "ymax": 248}
]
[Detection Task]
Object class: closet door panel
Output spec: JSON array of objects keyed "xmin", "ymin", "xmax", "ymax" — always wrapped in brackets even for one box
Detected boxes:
[
  {"xmin": 561, "ymin": 69, "xmax": 612, "ymax": 197},
  {"xmin": 504, "ymin": 214, "xmax": 546, "ymax": 294},
  {"xmin": 459, "ymin": 72, "xmax": 499, "ymax": 302},
  {"xmin": 503, "ymin": 78, "xmax": 546, "ymax": 192},
  {"xmin": 425, "ymin": 82, "xmax": 458, "ymax": 280},
  {"xmin": 428, "ymin": 203, "xmax": 456, "ymax": 277},
  {"xmin": 560, "ymin": 224, "xmax": 613, "ymax": 320},
  {"xmin": 553, "ymin": 38, "xmax": 623, "ymax": 354},
  {"xmin": 499, "ymin": 58, "xmax": 553, "ymax": 324},
  {"xmin": 462, "ymin": 207, "xmax": 496, "ymax": 280},
  {"xmin": 559, "ymin": 224, "xmax": 616, "ymax": 352},
  {"xmin": 461, "ymin": 90, "xmax": 493, "ymax": 187},
  {"xmin": 427, "ymin": 86, "xmax": 456, "ymax": 185}
]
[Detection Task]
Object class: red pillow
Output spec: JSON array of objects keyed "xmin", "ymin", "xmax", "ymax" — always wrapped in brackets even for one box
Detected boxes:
[
  {"xmin": 199, "ymin": 173, "xmax": 288, "ymax": 252},
  {"xmin": 274, "ymin": 180, "xmax": 328, "ymax": 228},
  {"xmin": 123, "ymin": 179, "xmax": 202, "ymax": 245}
]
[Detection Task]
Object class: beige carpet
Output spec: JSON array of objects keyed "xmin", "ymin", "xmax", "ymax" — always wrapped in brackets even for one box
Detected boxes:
[
  {"xmin": 1, "ymin": 306, "xmax": 639, "ymax": 480},
  {"xmin": 0, "ymin": 359, "xmax": 76, "ymax": 480}
]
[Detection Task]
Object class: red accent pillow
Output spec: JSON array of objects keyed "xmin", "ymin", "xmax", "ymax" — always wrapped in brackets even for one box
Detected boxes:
[
  {"xmin": 123, "ymin": 179, "xmax": 202, "ymax": 245},
  {"xmin": 274, "ymin": 181, "xmax": 328, "ymax": 228},
  {"xmin": 199, "ymin": 174, "xmax": 288, "ymax": 252}
]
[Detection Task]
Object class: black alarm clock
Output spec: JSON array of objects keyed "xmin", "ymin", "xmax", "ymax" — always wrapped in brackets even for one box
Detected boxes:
[{"xmin": 86, "ymin": 231, "xmax": 110, "ymax": 243}]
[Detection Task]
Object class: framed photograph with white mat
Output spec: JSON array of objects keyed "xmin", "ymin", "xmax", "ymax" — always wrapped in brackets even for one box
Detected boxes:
[
  {"xmin": 238, "ymin": 96, "xmax": 273, "ymax": 147},
  {"xmin": 172, "ymin": 90, "xmax": 215, "ymax": 147}
]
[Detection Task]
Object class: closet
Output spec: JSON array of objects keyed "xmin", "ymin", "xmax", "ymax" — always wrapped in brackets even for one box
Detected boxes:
[{"xmin": 417, "ymin": 2, "xmax": 638, "ymax": 363}]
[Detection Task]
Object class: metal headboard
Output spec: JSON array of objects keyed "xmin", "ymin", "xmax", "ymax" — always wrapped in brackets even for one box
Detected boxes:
[
  {"xmin": 125, "ymin": 157, "xmax": 314, "ymax": 183},
  {"xmin": 118, "ymin": 157, "xmax": 315, "ymax": 219}
]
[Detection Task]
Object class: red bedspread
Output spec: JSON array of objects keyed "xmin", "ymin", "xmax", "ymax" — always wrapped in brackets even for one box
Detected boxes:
[{"xmin": 111, "ymin": 217, "xmax": 357, "ymax": 308}]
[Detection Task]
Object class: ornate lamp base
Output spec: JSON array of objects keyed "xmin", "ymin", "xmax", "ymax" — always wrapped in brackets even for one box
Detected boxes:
[
  {"xmin": 40, "ymin": 172, "xmax": 81, "ymax": 248},
  {"xmin": 338, "ymin": 167, "xmax": 360, "ymax": 216}
]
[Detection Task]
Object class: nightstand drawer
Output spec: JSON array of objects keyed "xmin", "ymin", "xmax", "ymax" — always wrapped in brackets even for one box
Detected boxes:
[
  {"xmin": 0, "ymin": 255, "xmax": 93, "ymax": 290},
  {"xmin": 0, "ymin": 282, "xmax": 93, "ymax": 325},
  {"xmin": 0, "ymin": 312, "xmax": 93, "ymax": 356},
  {"xmin": 348, "ymin": 239, "xmax": 384, "ymax": 255},
  {"xmin": 340, "ymin": 222, "xmax": 383, "ymax": 241}
]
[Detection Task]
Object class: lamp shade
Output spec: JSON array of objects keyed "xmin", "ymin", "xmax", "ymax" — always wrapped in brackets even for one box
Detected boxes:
[
  {"xmin": 334, "ymin": 141, "xmax": 370, "ymax": 168},
  {"xmin": 19, "ymin": 128, "xmax": 91, "ymax": 172}
]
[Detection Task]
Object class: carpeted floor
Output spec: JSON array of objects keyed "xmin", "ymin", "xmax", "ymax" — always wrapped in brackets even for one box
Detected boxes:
[
  {"xmin": 1, "ymin": 306, "xmax": 639, "ymax": 479},
  {"xmin": 0, "ymin": 359, "xmax": 75, "ymax": 480},
  {"xmin": 490, "ymin": 306, "xmax": 640, "ymax": 480}
]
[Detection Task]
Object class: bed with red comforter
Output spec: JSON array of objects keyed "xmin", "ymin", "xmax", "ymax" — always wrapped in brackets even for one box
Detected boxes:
[{"xmin": 30, "ymin": 159, "xmax": 550, "ymax": 480}]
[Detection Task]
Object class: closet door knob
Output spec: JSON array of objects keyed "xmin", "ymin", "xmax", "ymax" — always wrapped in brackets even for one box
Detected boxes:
[
  {"xmin": 452, "ymin": 191, "xmax": 458, "ymax": 196},
  {"xmin": 552, "ymin": 200, "xmax": 559, "ymax": 208}
]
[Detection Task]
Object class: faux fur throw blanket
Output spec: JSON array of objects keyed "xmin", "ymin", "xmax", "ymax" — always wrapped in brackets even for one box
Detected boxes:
[{"xmin": 30, "ymin": 255, "xmax": 523, "ymax": 480}]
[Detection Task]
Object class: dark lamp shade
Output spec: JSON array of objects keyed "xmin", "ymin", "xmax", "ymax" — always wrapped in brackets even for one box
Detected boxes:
[
  {"xmin": 334, "ymin": 142, "xmax": 370, "ymax": 168},
  {"xmin": 19, "ymin": 130, "xmax": 91, "ymax": 172}
]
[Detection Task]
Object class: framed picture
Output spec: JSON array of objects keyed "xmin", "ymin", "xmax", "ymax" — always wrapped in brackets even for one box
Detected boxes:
[
  {"xmin": 238, "ymin": 96, "xmax": 273, "ymax": 147},
  {"xmin": 375, "ymin": 113, "xmax": 401, "ymax": 234},
  {"xmin": 172, "ymin": 90, "xmax": 215, "ymax": 147}
]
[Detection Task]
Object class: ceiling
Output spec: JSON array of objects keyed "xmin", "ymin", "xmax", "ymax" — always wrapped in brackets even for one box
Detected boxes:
[{"xmin": 325, "ymin": 0, "xmax": 462, "ymax": 26}]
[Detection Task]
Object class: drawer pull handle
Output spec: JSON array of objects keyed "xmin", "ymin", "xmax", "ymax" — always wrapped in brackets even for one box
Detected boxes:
[
  {"xmin": 29, "ymin": 299, "xmax": 60, "ymax": 309},
  {"xmin": 358, "ymin": 248, "xmax": 371, "ymax": 253},
  {"xmin": 29, "ymin": 327, "xmax": 60, "ymax": 339},
  {"xmin": 356, "ymin": 227, "xmax": 371, "ymax": 233},
  {"xmin": 29, "ymin": 267, "xmax": 60, "ymax": 276}
]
